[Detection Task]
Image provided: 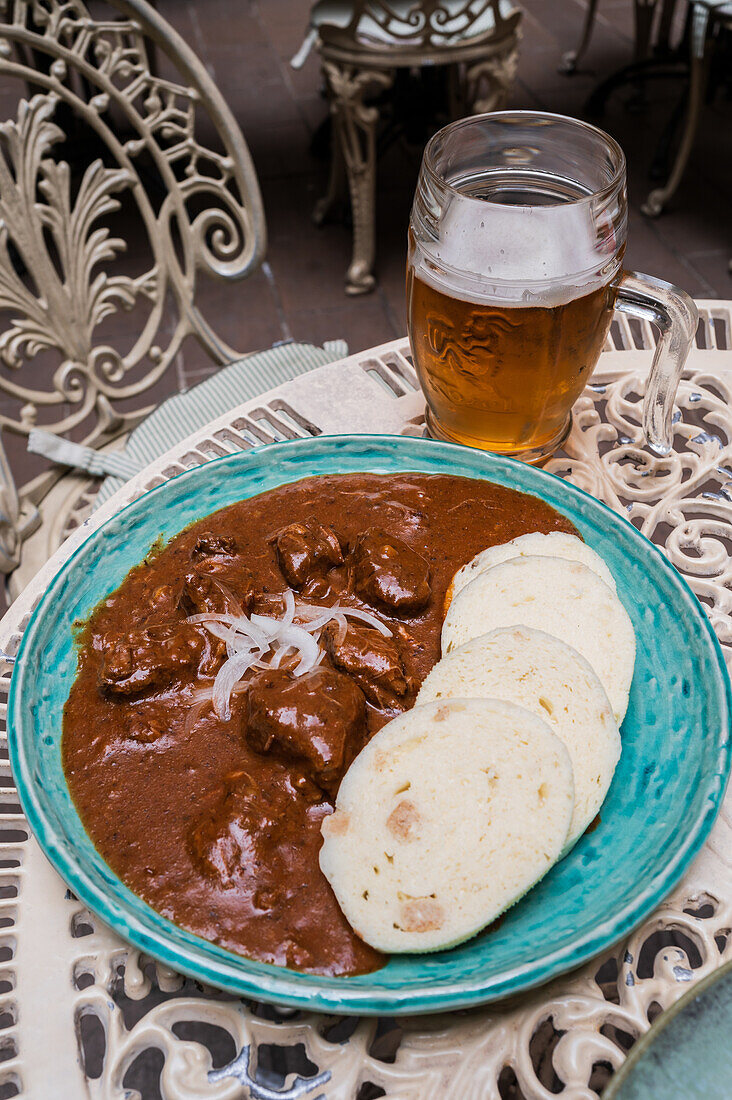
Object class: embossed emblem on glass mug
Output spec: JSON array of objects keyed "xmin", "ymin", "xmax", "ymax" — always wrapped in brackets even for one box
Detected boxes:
[{"xmin": 427, "ymin": 308, "xmax": 518, "ymax": 378}]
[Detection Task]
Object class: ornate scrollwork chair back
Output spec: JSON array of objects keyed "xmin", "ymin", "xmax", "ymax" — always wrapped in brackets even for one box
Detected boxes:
[
  {"xmin": 312, "ymin": 0, "xmax": 521, "ymax": 57},
  {"xmin": 0, "ymin": 0, "xmax": 266, "ymax": 586}
]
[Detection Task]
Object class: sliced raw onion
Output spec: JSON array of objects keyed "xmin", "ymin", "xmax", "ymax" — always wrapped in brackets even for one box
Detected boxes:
[
  {"xmin": 183, "ymin": 697, "xmax": 211, "ymax": 736},
  {"xmin": 199, "ymin": 620, "xmax": 245, "ymax": 660},
  {"xmin": 331, "ymin": 612, "xmax": 348, "ymax": 646},
  {"xmin": 200, "ymin": 621, "xmax": 245, "ymax": 650},
  {"xmin": 210, "ymin": 578, "xmax": 245, "ymax": 619},
  {"xmin": 294, "ymin": 600, "xmax": 332, "ymax": 621},
  {"xmin": 297, "ymin": 605, "xmax": 342, "ymax": 633},
  {"xmin": 212, "ymin": 650, "xmax": 262, "ymax": 721},
  {"xmin": 186, "ymin": 612, "xmax": 270, "ymax": 652},
  {"xmin": 294, "ymin": 600, "xmax": 391, "ymax": 638},
  {"xmin": 281, "ymin": 588, "xmax": 295, "ymax": 626},
  {"xmin": 186, "ymin": 588, "xmax": 390, "ymax": 719},
  {"xmin": 200, "ymin": 620, "xmax": 230, "ymax": 642},
  {"xmin": 250, "ymin": 612, "xmax": 290, "ymax": 642},
  {"xmin": 252, "ymin": 657, "xmax": 275, "ymax": 670},
  {"xmin": 198, "ymin": 621, "xmax": 265, "ymax": 662},
  {"xmin": 276, "ymin": 624, "xmax": 320, "ymax": 675},
  {"xmin": 269, "ymin": 644, "xmax": 295, "ymax": 670},
  {"xmin": 189, "ymin": 686, "xmax": 214, "ymax": 705},
  {"xmin": 338, "ymin": 606, "xmax": 391, "ymax": 635}
]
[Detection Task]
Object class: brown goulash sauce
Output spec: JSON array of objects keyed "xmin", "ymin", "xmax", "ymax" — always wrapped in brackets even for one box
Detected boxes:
[{"xmin": 62, "ymin": 473, "xmax": 576, "ymax": 976}]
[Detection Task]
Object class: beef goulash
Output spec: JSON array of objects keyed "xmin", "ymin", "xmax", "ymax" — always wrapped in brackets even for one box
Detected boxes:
[{"xmin": 62, "ymin": 472, "xmax": 576, "ymax": 976}]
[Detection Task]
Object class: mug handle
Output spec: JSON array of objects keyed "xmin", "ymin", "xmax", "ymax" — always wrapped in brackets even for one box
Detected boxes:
[{"xmin": 614, "ymin": 271, "xmax": 698, "ymax": 455}]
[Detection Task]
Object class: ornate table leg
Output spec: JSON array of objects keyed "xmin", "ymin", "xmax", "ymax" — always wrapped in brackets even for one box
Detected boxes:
[
  {"xmin": 464, "ymin": 41, "xmax": 521, "ymax": 113},
  {"xmin": 642, "ymin": 4, "xmax": 711, "ymax": 217},
  {"xmin": 657, "ymin": 0, "xmax": 680, "ymax": 51},
  {"xmin": 319, "ymin": 59, "xmax": 394, "ymax": 296},
  {"xmin": 632, "ymin": 0, "xmax": 659, "ymax": 63},
  {"xmin": 559, "ymin": 0, "xmax": 601, "ymax": 73},
  {"xmin": 313, "ymin": 115, "xmax": 347, "ymax": 228}
]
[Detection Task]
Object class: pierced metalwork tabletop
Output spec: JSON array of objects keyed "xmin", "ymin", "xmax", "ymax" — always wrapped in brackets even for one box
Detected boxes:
[{"xmin": 1, "ymin": 304, "xmax": 731, "ymax": 1099}]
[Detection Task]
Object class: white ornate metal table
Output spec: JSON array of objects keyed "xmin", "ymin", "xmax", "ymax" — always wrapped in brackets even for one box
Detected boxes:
[{"xmin": 0, "ymin": 304, "xmax": 731, "ymax": 1100}]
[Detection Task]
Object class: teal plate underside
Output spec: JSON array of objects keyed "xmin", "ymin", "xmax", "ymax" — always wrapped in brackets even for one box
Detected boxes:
[
  {"xmin": 603, "ymin": 959, "xmax": 732, "ymax": 1100},
  {"xmin": 8, "ymin": 436, "xmax": 732, "ymax": 1014}
]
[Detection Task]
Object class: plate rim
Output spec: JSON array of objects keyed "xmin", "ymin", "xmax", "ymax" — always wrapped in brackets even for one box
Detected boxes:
[
  {"xmin": 602, "ymin": 958, "xmax": 732, "ymax": 1099},
  {"xmin": 8, "ymin": 433, "xmax": 732, "ymax": 1014}
]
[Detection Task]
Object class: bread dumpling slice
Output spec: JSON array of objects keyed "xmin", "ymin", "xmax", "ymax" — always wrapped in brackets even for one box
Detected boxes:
[
  {"xmin": 447, "ymin": 531, "xmax": 616, "ymax": 609},
  {"xmin": 418, "ymin": 626, "xmax": 621, "ymax": 847},
  {"xmin": 320, "ymin": 698, "xmax": 574, "ymax": 954},
  {"xmin": 442, "ymin": 556, "xmax": 635, "ymax": 723}
]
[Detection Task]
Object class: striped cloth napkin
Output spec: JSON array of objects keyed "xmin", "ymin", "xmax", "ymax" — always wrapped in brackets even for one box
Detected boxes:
[{"xmin": 28, "ymin": 340, "xmax": 347, "ymax": 509}]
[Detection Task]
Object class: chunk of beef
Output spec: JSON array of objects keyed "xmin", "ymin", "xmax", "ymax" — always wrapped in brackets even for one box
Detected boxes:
[
  {"xmin": 188, "ymin": 770, "xmax": 300, "ymax": 890},
  {"xmin": 189, "ymin": 533, "xmax": 255, "ymax": 613},
  {"xmin": 351, "ymin": 528, "xmax": 431, "ymax": 613},
  {"xmin": 324, "ymin": 622, "xmax": 409, "ymax": 708},
  {"xmin": 273, "ymin": 523, "xmax": 343, "ymax": 589},
  {"xmin": 246, "ymin": 667, "xmax": 365, "ymax": 796},
  {"xmin": 176, "ymin": 572, "xmax": 240, "ymax": 676},
  {"xmin": 126, "ymin": 711, "xmax": 168, "ymax": 744},
  {"xmin": 147, "ymin": 583, "xmax": 179, "ymax": 621},
  {"xmin": 99, "ymin": 623, "xmax": 205, "ymax": 696},
  {"xmin": 179, "ymin": 571, "xmax": 233, "ymax": 617},
  {"xmin": 192, "ymin": 534, "xmax": 238, "ymax": 562}
]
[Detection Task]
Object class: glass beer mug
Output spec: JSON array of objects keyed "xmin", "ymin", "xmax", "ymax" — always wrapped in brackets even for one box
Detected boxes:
[{"xmin": 407, "ymin": 112, "xmax": 697, "ymax": 462}]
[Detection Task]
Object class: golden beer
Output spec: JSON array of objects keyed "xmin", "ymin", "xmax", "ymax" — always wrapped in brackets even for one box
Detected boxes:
[
  {"xmin": 407, "ymin": 267, "xmax": 615, "ymax": 455},
  {"xmin": 408, "ymin": 113, "xmax": 696, "ymax": 459}
]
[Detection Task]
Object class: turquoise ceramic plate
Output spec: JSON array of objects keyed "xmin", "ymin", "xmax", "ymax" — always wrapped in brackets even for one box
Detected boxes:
[
  {"xmin": 604, "ymin": 960, "xmax": 732, "ymax": 1100},
  {"xmin": 7, "ymin": 436, "xmax": 732, "ymax": 1014}
]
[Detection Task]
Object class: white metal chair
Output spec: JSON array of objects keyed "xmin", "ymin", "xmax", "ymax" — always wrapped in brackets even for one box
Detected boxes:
[
  {"xmin": 641, "ymin": 0, "xmax": 732, "ymax": 217},
  {"xmin": 0, "ymin": 0, "xmax": 267, "ymax": 598},
  {"xmin": 559, "ymin": 0, "xmax": 678, "ymax": 74}
]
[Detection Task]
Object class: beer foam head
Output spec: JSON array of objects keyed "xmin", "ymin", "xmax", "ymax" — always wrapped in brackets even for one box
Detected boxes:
[{"xmin": 416, "ymin": 195, "xmax": 618, "ymax": 307}]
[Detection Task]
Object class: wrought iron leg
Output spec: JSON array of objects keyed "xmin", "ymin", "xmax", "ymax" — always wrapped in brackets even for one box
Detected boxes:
[
  {"xmin": 464, "ymin": 44, "xmax": 521, "ymax": 113},
  {"xmin": 339, "ymin": 94, "xmax": 378, "ymax": 296},
  {"xmin": 559, "ymin": 0, "xmax": 601, "ymax": 74},
  {"xmin": 623, "ymin": 0, "xmax": 663, "ymax": 109},
  {"xmin": 649, "ymin": 83, "xmax": 688, "ymax": 181},
  {"xmin": 0, "ymin": 435, "xmax": 22, "ymax": 577},
  {"xmin": 320, "ymin": 60, "xmax": 394, "ymax": 296},
  {"xmin": 641, "ymin": 28, "xmax": 710, "ymax": 216},
  {"xmin": 562, "ymin": 0, "xmax": 665, "ymax": 77},
  {"xmin": 657, "ymin": 0, "xmax": 680, "ymax": 52},
  {"xmin": 633, "ymin": 0, "xmax": 658, "ymax": 62},
  {"xmin": 313, "ymin": 117, "xmax": 347, "ymax": 227}
]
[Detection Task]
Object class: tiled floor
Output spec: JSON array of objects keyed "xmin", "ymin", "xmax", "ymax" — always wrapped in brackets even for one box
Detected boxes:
[{"xmin": 145, "ymin": 0, "xmax": 731, "ymax": 388}]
